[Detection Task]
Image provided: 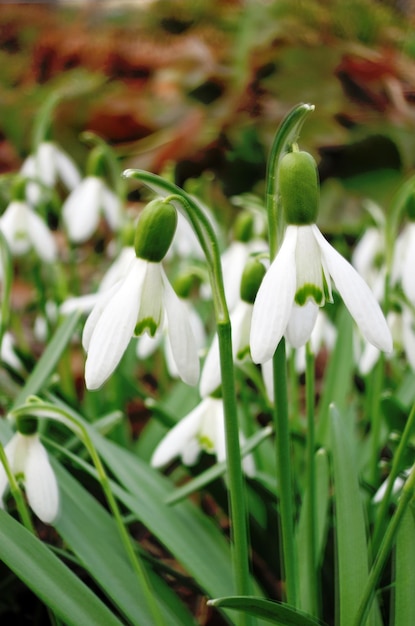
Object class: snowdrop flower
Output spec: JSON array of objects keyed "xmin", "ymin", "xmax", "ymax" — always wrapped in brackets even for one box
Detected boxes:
[
  {"xmin": 151, "ymin": 396, "xmax": 255, "ymax": 476},
  {"xmin": 0, "ymin": 428, "xmax": 59, "ymax": 524},
  {"xmin": 21, "ymin": 141, "xmax": 80, "ymax": 206},
  {"xmin": 1, "ymin": 332, "xmax": 23, "ymax": 372},
  {"xmin": 250, "ymin": 150, "xmax": 393, "ymax": 363},
  {"xmin": 62, "ymin": 176, "xmax": 122, "ymax": 243},
  {"xmin": 373, "ymin": 468, "xmax": 410, "ymax": 504},
  {"xmin": 0, "ymin": 200, "xmax": 57, "ymax": 262},
  {"xmin": 200, "ymin": 257, "xmax": 265, "ymax": 397},
  {"xmin": 392, "ymin": 220, "xmax": 415, "ymax": 306},
  {"xmin": 83, "ymin": 198, "xmax": 200, "ymax": 389}
]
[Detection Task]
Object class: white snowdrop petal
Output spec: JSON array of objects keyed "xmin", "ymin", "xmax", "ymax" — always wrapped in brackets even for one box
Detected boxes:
[
  {"xmin": 99, "ymin": 247, "xmax": 135, "ymax": 293},
  {"xmin": 250, "ymin": 226, "xmax": 298, "ymax": 363},
  {"xmin": 60, "ymin": 293, "xmax": 100, "ymax": 316},
  {"xmin": 313, "ymin": 225, "xmax": 393, "ymax": 353},
  {"xmin": 101, "ymin": 186, "xmax": 122, "ymax": 230},
  {"xmin": 62, "ymin": 177, "xmax": 101, "ymax": 243},
  {"xmin": 0, "ymin": 201, "xmax": 31, "ymax": 255},
  {"xmin": 401, "ymin": 224, "xmax": 415, "ymax": 305},
  {"xmin": 285, "ymin": 301, "xmax": 319, "ymax": 348},
  {"xmin": 37, "ymin": 143, "xmax": 56, "ymax": 187},
  {"xmin": 136, "ymin": 331, "xmax": 162, "ymax": 359},
  {"xmin": 150, "ymin": 404, "xmax": 205, "ymax": 468},
  {"xmin": 162, "ymin": 271, "xmax": 200, "ymax": 386},
  {"xmin": 24, "ymin": 436, "xmax": 59, "ymax": 524},
  {"xmin": 199, "ymin": 334, "xmax": 220, "ymax": 398},
  {"xmin": 26, "ymin": 210, "xmax": 57, "ymax": 262},
  {"xmin": 402, "ymin": 308, "xmax": 415, "ymax": 370},
  {"xmin": 54, "ymin": 147, "xmax": 81, "ymax": 190},
  {"xmin": 84, "ymin": 260, "xmax": 145, "ymax": 389},
  {"xmin": 82, "ymin": 282, "xmax": 121, "ymax": 351}
]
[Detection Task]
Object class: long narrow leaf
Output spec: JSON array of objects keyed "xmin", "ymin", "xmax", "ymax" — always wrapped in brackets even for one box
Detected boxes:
[
  {"xmin": 208, "ymin": 596, "xmax": 322, "ymax": 626},
  {"xmin": 393, "ymin": 505, "xmax": 415, "ymax": 626},
  {"xmin": 330, "ymin": 405, "xmax": 377, "ymax": 626},
  {"xmin": 54, "ymin": 462, "xmax": 197, "ymax": 626},
  {"xmin": 12, "ymin": 311, "xmax": 81, "ymax": 409},
  {"xmin": 0, "ymin": 510, "xmax": 123, "ymax": 626}
]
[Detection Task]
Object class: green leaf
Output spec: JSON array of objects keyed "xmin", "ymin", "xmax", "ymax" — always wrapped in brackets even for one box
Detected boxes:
[
  {"xmin": 53, "ymin": 462, "xmax": 197, "ymax": 626},
  {"xmin": 297, "ymin": 449, "xmax": 330, "ymax": 613},
  {"xmin": 317, "ymin": 307, "xmax": 354, "ymax": 445},
  {"xmin": 0, "ymin": 510, "xmax": 123, "ymax": 626},
  {"xmin": 330, "ymin": 405, "xmax": 378, "ymax": 626},
  {"xmin": 208, "ymin": 596, "xmax": 323, "ymax": 625},
  {"xmin": 12, "ymin": 311, "xmax": 81, "ymax": 409},
  {"xmin": 394, "ymin": 504, "xmax": 415, "ymax": 626}
]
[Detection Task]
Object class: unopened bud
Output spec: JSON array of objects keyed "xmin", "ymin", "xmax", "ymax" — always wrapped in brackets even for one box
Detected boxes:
[{"xmin": 240, "ymin": 258, "xmax": 266, "ymax": 304}]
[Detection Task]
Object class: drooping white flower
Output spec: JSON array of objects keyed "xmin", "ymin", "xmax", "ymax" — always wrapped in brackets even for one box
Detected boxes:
[
  {"xmin": 1, "ymin": 332, "xmax": 23, "ymax": 372},
  {"xmin": 0, "ymin": 200, "xmax": 57, "ymax": 262},
  {"xmin": 250, "ymin": 223, "xmax": 392, "ymax": 363},
  {"xmin": 83, "ymin": 257, "xmax": 200, "ymax": 389},
  {"xmin": 151, "ymin": 396, "xmax": 255, "ymax": 476},
  {"xmin": 62, "ymin": 176, "xmax": 122, "ymax": 243},
  {"xmin": 21, "ymin": 141, "xmax": 81, "ymax": 206},
  {"xmin": 392, "ymin": 222, "xmax": 415, "ymax": 306},
  {"xmin": 82, "ymin": 198, "xmax": 201, "ymax": 388},
  {"xmin": 0, "ymin": 432, "xmax": 59, "ymax": 524}
]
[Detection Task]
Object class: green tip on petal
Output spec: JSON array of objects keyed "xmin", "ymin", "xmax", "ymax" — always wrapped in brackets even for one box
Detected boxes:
[
  {"xmin": 134, "ymin": 198, "xmax": 177, "ymax": 262},
  {"xmin": 295, "ymin": 283, "xmax": 324, "ymax": 306},
  {"xmin": 240, "ymin": 257, "xmax": 266, "ymax": 304},
  {"xmin": 279, "ymin": 150, "xmax": 320, "ymax": 225}
]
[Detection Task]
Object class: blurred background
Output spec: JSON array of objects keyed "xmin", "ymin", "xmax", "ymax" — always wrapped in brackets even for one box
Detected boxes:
[{"xmin": 2, "ymin": 0, "xmax": 415, "ymax": 228}]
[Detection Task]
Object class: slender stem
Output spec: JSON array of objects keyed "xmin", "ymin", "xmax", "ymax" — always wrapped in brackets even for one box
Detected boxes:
[
  {"xmin": 0, "ymin": 442, "xmax": 35, "ymax": 534},
  {"xmin": 368, "ymin": 355, "xmax": 385, "ymax": 487},
  {"xmin": 217, "ymin": 322, "xmax": 253, "ymax": 626},
  {"xmin": 353, "ymin": 462, "xmax": 415, "ymax": 626},
  {"xmin": 11, "ymin": 403, "xmax": 165, "ymax": 626},
  {"xmin": 305, "ymin": 343, "xmax": 318, "ymax": 615},
  {"xmin": 371, "ymin": 400, "xmax": 415, "ymax": 555},
  {"xmin": 272, "ymin": 339, "xmax": 297, "ymax": 606},
  {"xmin": 82, "ymin": 434, "xmax": 166, "ymax": 626}
]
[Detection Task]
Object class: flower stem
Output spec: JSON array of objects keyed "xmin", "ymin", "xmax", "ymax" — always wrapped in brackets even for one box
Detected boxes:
[
  {"xmin": 272, "ymin": 338, "xmax": 298, "ymax": 607},
  {"xmin": 11, "ymin": 402, "xmax": 165, "ymax": 626},
  {"xmin": 305, "ymin": 343, "xmax": 318, "ymax": 615},
  {"xmin": 217, "ymin": 321, "xmax": 253, "ymax": 626},
  {"xmin": 0, "ymin": 442, "xmax": 35, "ymax": 534},
  {"xmin": 353, "ymin": 461, "xmax": 415, "ymax": 626},
  {"xmin": 370, "ymin": 400, "xmax": 415, "ymax": 556}
]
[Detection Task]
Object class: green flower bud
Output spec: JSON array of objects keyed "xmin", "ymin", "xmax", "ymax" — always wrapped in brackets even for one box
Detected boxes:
[
  {"xmin": 279, "ymin": 150, "xmax": 319, "ymax": 225},
  {"xmin": 240, "ymin": 257, "xmax": 266, "ymax": 304},
  {"xmin": 134, "ymin": 198, "xmax": 177, "ymax": 262},
  {"xmin": 234, "ymin": 211, "xmax": 254, "ymax": 242},
  {"xmin": 173, "ymin": 272, "xmax": 196, "ymax": 299},
  {"xmin": 16, "ymin": 416, "xmax": 38, "ymax": 436}
]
